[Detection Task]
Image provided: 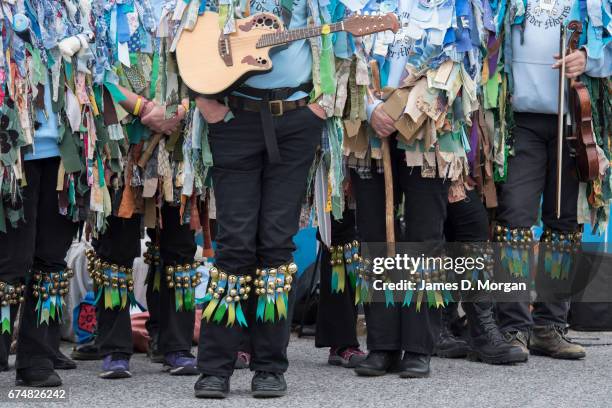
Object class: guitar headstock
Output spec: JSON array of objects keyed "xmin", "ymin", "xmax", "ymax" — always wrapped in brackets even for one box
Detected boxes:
[{"xmin": 343, "ymin": 13, "xmax": 400, "ymax": 37}]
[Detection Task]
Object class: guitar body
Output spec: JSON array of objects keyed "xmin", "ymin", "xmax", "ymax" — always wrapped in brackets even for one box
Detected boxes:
[{"xmin": 176, "ymin": 12, "xmax": 281, "ymax": 96}]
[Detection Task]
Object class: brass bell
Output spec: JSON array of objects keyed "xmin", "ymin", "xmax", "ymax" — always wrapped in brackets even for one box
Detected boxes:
[
  {"xmin": 288, "ymin": 263, "xmax": 298, "ymax": 274},
  {"xmin": 245, "ymin": 275, "xmax": 253, "ymax": 283},
  {"xmin": 233, "ymin": 296, "xmax": 240, "ymax": 302},
  {"xmin": 168, "ymin": 282, "xmax": 175, "ymax": 288}
]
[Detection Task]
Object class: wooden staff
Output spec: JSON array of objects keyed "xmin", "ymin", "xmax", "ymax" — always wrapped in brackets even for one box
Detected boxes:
[
  {"xmin": 369, "ymin": 60, "xmax": 395, "ymax": 246},
  {"xmin": 137, "ymin": 133, "xmax": 163, "ymax": 168}
]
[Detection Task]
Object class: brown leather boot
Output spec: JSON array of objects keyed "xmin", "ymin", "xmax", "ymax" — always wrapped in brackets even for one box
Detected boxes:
[
  {"xmin": 529, "ymin": 325, "xmax": 586, "ymax": 359},
  {"xmin": 503, "ymin": 330, "xmax": 529, "ymax": 356}
]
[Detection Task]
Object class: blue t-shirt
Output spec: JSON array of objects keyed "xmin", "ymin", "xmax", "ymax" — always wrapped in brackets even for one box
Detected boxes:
[
  {"xmin": 242, "ymin": 0, "xmax": 313, "ymax": 99},
  {"xmin": 24, "ymin": 80, "xmax": 61, "ymax": 161}
]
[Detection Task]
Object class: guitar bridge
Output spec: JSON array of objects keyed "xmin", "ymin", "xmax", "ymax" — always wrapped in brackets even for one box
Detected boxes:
[{"xmin": 218, "ymin": 34, "xmax": 233, "ymax": 67}]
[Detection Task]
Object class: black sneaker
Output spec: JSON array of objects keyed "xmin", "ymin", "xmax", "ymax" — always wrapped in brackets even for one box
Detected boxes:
[
  {"xmin": 194, "ymin": 374, "xmax": 230, "ymax": 399},
  {"xmin": 54, "ymin": 350, "xmax": 77, "ymax": 370},
  {"xmin": 16, "ymin": 368, "xmax": 62, "ymax": 387},
  {"xmin": 251, "ymin": 371, "xmax": 287, "ymax": 398}
]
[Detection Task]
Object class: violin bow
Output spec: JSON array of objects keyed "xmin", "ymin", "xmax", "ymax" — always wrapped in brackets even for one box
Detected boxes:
[{"xmin": 556, "ymin": 24, "xmax": 567, "ymax": 219}]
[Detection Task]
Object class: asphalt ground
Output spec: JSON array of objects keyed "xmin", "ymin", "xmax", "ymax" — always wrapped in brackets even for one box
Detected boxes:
[{"xmin": 1, "ymin": 330, "xmax": 611, "ymax": 408}]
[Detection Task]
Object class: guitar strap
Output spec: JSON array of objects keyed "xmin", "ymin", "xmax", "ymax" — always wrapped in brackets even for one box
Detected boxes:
[{"xmin": 279, "ymin": 0, "xmax": 294, "ymax": 26}]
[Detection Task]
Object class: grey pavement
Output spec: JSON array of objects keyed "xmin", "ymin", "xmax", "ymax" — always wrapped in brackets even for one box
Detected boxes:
[{"xmin": 1, "ymin": 331, "xmax": 611, "ymax": 408}]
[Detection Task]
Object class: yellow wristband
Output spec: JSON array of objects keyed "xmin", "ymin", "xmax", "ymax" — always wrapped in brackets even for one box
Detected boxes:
[{"xmin": 133, "ymin": 96, "xmax": 143, "ymax": 116}]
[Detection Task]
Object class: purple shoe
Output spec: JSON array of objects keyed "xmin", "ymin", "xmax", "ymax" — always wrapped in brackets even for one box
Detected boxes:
[
  {"xmin": 99, "ymin": 355, "xmax": 131, "ymax": 379},
  {"xmin": 163, "ymin": 351, "xmax": 199, "ymax": 376}
]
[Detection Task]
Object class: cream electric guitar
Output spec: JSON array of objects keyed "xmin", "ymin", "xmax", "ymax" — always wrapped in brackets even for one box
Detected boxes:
[{"xmin": 176, "ymin": 12, "xmax": 399, "ymax": 96}]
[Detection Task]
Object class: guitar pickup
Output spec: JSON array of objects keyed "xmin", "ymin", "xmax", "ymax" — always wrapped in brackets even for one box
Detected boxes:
[{"xmin": 218, "ymin": 34, "xmax": 233, "ymax": 67}]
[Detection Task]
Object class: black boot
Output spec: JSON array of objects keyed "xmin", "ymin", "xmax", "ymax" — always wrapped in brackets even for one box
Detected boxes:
[
  {"xmin": 464, "ymin": 302, "xmax": 528, "ymax": 364},
  {"xmin": 194, "ymin": 374, "xmax": 230, "ymax": 399},
  {"xmin": 397, "ymin": 352, "xmax": 430, "ymax": 378},
  {"xmin": 354, "ymin": 350, "xmax": 401, "ymax": 377},
  {"xmin": 436, "ymin": 304, "xmax": 470, "ymax": 358}
]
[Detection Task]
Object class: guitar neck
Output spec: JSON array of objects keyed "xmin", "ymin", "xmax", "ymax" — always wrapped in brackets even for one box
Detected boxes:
[{"xmin": 256, "ymin": 22, "xmax": 345, "ymax": 48}]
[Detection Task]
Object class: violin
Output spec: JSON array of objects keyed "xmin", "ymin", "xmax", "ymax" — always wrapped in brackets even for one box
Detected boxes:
[
  {"xmin": 555, "ymin": 21, "xmax": 598, "ymax": 218},
  {"xmin": 565, "ymin": 21, "xmax": 599, "ymax": 182}
]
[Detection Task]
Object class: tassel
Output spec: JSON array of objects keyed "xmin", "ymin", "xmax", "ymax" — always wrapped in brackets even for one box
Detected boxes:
[
  {"xmin": 201, "ymin": 267, "xmax": 249, "ymax": 327},
  {"xmin": 330, "ymin": 246, "xmax": 345, "ymax": 293},
  {"xmin": 166, "ymin": 263, "xmax": 202, "ymax": 312},
  {"xmin": 0, "ymin": 282, "xmax": 25, "ymax": 334},
  {"xmin": 255, "ymin": 262, "xmax": 298, "ymax": 323},
  {"xmin": 32, "ymin": 270, "xmax": 73, "ymax": 326},
  {"xmin": 87, "ymin": 251, "xmax": 137, "ymax": 311}
]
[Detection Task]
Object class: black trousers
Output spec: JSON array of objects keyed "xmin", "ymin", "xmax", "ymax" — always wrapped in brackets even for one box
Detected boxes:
[
  {"xmin": 315, "ymin": 211, "xmax": 360, "ymax": 349},
  {"xmin": 93, "ymin": 205, "xmax": 196, "ymax": 357},
  {"xmin": 197, "ymin": 106, "xmax": 322, "ymax": 377},
  {"xmin": 351, "ymin": 140, "xmax": 448, "ymax": 354},
  {"xmin": 495, "ymin": 113, "xmax": 579, "ymax": 332},
  {"xmin": 0, "ymin": 158, "xmax": 78, "ymax": 370},
  {"xmin": 146, "ymin": 205, "xmax": 197, "ymax": 354}
]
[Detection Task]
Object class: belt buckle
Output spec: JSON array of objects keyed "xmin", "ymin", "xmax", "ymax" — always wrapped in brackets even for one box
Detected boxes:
[{"xmin": 269, "ymin": 100, "xmax": 283, "ymax": 116}]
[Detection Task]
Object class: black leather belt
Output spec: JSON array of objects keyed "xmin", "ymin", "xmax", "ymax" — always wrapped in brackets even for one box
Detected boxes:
[
  {"xmin": 224, "ymin": 84, "xmax": 312, "ymax": 163},
  {"xmin": 227, "ymin": 96, "xmax": 308, "ymax": 116}
]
